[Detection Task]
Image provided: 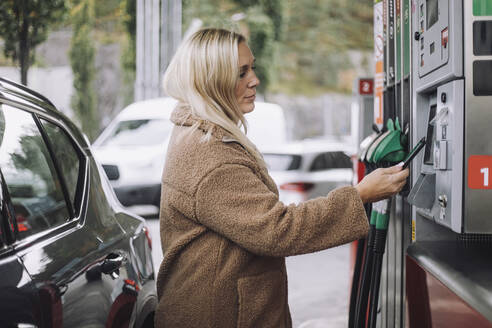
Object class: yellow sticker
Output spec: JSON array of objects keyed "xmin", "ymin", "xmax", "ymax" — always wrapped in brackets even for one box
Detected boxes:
[{"xmin": 411, "ymin": 219, "xmax": 416, "ymax": 242}]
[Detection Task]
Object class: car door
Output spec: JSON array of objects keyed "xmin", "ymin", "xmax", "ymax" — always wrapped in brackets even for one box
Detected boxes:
[
  {"xmin": 38, "ymin": 115, "xmax": 144, "ymax": 328},
  {"xmin": 0, "ymin": 103, "xmax": 138, "ymax": 328},
  {"xmin": 0, "ymin": 168, "xmax": 41, "ymax": 328}
]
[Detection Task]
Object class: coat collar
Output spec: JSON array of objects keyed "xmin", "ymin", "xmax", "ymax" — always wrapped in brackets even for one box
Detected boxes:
[
  {"xmin": 171, "ymin": 103, "xmax": 239, "ymax": 143},
  {"xmin": 170, "ymin": 103, "xmax": 269, "ymax": 176}
]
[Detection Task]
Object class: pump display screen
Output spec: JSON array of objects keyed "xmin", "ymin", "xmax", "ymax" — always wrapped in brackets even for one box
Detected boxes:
[
  {"xmin": 424, "ymin": 104, "xmax": 436, "ymax": 165},
  {"xmin": 426, "ymin": 0, "xmax": 438, "ymax": 29}
]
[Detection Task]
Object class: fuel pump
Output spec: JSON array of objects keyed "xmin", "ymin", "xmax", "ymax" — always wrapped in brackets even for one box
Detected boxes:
[
  {"xmin": 406, "ymin": 0, "xmax": 465, "ymax": 233},
  {"xmin": 360, "ymin": 0, "xmax": 492, "ymax": 326},
  {"xmin": 407, "ymin": 0, "xmax": 492, "ymax": 234}
]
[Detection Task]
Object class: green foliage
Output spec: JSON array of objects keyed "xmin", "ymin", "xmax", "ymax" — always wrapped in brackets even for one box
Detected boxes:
[
  {"xmin": 183, "ymin": 0, "xmax": 240, "ymax": 31},
  {"xmin": 275, "ymin": 0, "xmax": 373, "ymax": 94},
  {"xmin": 123, "ymin": 0, "xmax": 136, "ymax": 35},
  {"xmin": 231, "ymin": 0, "xmax": 283, "ymax": 40},
  {"xmin": 183, "ymin": 0, "xmax": 280, "ymax": 93},
  {"xmin": 0, "ymin": 0, "xmax": 67, "ymax": 85},
  {"xmin": 94, "ymin": 0, "xmax": 121, "ymax": 19},
  {"xmin": 182, "ymin": 0, "xmax": 373, "ymax": 94},
  {"xmin": 121, "ymin": 0, "xmax": 136, "ymax": 107},
  {"xmin": 69, "ymin": 0, "xmax": 98, "ymax": 140},
  {"xmin": 93, "ymin": 0, "xmax": 127, "ymax": 42},
  {"xmin": 11, "ymin": 133, "xmax": 53, "ymax": 189},
  {"xmin": 244, "ymin": 6, "xmax": 274, "ymax": 93},
  {"xmin": 258, "ymin": 0, "xmax": 283, "ymax": 41}
]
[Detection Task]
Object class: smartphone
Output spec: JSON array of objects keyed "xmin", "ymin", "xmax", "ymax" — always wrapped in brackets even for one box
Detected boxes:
[{"xmin": 402, "ymin": 137, "xmax": 426, "ymax": 169}]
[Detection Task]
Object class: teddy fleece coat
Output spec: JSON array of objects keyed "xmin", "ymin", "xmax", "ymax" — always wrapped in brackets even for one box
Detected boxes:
[{"xmin": 155, "ymin": 105, "xmax": 369, "ymax": 328}]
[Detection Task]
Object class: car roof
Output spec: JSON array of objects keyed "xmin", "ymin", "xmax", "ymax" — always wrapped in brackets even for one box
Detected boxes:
[
  {"xmin": 261, "ymin": 139, "xmax": 357, "ymax": 156},
  {"xmin": 116, "ymin": 97, "xmax": 178, "ymax": 121},
  {"xmin": 0, "ymin": 77, "xmax": 56, "ymax": 114},
  {"xmin": 0, "ymin": 77, "xmax": 89, "ymax": 148}
]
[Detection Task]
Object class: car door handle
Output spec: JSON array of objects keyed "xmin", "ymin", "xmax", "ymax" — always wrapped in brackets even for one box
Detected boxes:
[
  {"xmin": 101, "ymin": 253, "xmax": 125, "ymax": 277},
  {"xmin": 59, "ymin": 284, "xmax": 68, "ymax": 295}
]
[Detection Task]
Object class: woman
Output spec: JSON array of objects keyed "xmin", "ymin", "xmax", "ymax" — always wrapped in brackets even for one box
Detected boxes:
[{"xmin": 155, "ymin": 28, "xmax": 408, "ymax": 328}]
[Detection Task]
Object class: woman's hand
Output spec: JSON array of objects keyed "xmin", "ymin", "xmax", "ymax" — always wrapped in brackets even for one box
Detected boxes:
[{"xmin": 355, "ymin": 164, "xmax": 410, "ymax": 203}]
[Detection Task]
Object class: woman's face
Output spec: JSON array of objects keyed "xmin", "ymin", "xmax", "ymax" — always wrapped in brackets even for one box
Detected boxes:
[{"xmin": 235, "ymin": 42, "xmax": 260, "ymax": 114}]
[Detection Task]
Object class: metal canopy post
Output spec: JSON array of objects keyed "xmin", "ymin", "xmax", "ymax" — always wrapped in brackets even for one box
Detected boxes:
[{"xmin": 136, "ymin": 0, "xmax": 182, "ymax": 101}]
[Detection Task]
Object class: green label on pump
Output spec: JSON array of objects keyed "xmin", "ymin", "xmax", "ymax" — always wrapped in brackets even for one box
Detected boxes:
[
  {"xmin": 474, "ymin": 0, "xmax": 492, "ymax": 16},
  {"xmin": 376, "ymin": 213, "xmax": 390, "ymax": 230},
  {"xmin": 370, "ymin": 209, "xmax": 378, "ymax": 225}
]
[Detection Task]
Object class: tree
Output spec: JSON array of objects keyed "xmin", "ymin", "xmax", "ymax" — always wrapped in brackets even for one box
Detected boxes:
[
  {"xmin": 183, "ymin": 0, "xmax": 282, "ymax": 93},
  {"xmin": 121, "ymin": 0, "xmax": 136, "ymax": 107},
  {"xmin": 69, "ymin": 0, "xmax": 98, "ymax": 140},
  {"xmin": 0, "ymin": 0, "xmax": 67, "ymax": 85},
  {"xmin": 244, "ymin": 6, "xmax": 275, "ymax": 93},
  {"xmin": 231, "ymin": 0, "xmax": 283, "ymax": 40},
  {"xmin": 11, "ymin": 133, "xmax": 53, "ymax": 190},
  {"xmin": 274, "ymin": 0, "xmax": 373, "ymax": 94}
]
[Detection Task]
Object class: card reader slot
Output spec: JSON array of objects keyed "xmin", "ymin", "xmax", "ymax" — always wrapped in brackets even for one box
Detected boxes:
[{"xmin": 424, "ymin": 105, "xmax": 437, "ymax": 165}]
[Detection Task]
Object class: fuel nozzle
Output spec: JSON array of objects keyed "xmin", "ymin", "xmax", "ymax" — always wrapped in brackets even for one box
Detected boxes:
[
  {"xmin": 370, "ymin": 118, "xmax": 408, "ymax": 166},
  {"xmin": 362, "ymin": 118, "xmax": 408, "ymax": 328},
  {"xmin": 359, "ymin": 131, "xmax": 381, "ymax": 164}
]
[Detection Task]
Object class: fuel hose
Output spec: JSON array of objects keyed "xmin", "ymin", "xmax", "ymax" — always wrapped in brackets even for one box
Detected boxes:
[
  {"xmin": 353, "ymin": 203, "xmax": 379, "ymax": 328},
  {"xmin": 368, "ymin": 198, "xmax": 391, "ymax": 328},
  {"xmin": 348, "ymin": 234, "xmax": 365, "ymax": 328}
]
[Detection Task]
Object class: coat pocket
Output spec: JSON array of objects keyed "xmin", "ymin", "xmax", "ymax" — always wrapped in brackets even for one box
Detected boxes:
[{"xmin": 237, "ymin": 270, "xmax": 287, "ymax": 328}]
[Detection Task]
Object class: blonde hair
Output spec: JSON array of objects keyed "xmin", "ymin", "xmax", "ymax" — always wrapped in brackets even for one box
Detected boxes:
[{"xmin": 163, "ymin": 28, "xmax": 265, "ymax": 167}]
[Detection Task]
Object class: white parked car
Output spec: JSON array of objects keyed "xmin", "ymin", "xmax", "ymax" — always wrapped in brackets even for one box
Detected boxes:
[
  {"xmin": 262, "ymin": 139, "xmax": 356, "ymax": 205},
  {"xmin": 92, "ymin": 97, "xmax": 177, "ymax": 214},
  {"xmin": 245, "ymin": 101, "xmax": 287, "ymax": 151},
  {"xmin": 93, "ymin": 99, "xmax": 287, "ymax": 214}
]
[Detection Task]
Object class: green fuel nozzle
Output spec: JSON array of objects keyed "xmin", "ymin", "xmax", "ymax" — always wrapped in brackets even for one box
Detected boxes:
[
  {"xmin": 358, "ymin": 118, "xmax": 409, "ymax": 328},
  {"xmin": 369, "ymin": 118, "xmax": 408, "ymax": 165}
]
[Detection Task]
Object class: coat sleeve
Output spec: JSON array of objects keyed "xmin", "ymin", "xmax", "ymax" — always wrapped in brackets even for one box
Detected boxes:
[{"xmin": 195, "ymin": 163, "xmax": 369, "ymax": 257}]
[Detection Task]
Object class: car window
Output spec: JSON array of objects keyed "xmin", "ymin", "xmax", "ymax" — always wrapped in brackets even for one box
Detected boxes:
[
  {"xmin": 101, "ymin": 119, "xmax": 172, "ymax": 146},
  {"xmin": 0, "ymin": 105, "xmax": 70, "ymax": 239},
  {"xmin": 263, "ymin": 154, "xmax": 302, "ymax": 171},
  {"xmin": 40, "ymin": 119, "xmax": 82, "ymax": 211},
  {"xmin": 309, "ymin": 151, "xmax": 352, "ymax": 171}
]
